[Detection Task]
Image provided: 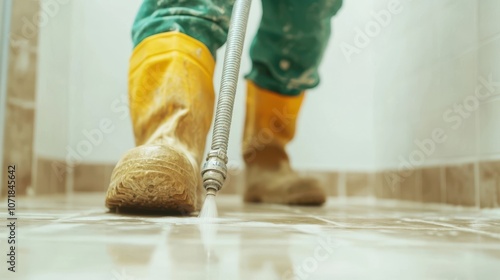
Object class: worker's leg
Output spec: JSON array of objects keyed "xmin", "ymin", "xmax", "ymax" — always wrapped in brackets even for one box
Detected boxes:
[
  {"xmin": 246, "ymin": 0, "xmax": 342, "ymax": 95},
  {"xmin": 132, "ymin": 0, "xmax": 235, "ymax": 57},
  {"xmin": 243, "ymin": 0, "xmax": 343, "ymax": 205},
  {"xmin": 106, "ymin": 0, "xmax": 234, "ymax": 214}
]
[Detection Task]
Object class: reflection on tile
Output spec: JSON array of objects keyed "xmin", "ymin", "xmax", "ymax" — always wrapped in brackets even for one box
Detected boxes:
[
  {"xmin": 446, "ymin": 164, "xmax": 476, "ymax": 206},
  {"xmin": 479, "ymin": 161, "xmax": 500, "ymax": 208},
  {"xmin": 2, "ymin": 194, "xmax": 500, "ymax": 280}
]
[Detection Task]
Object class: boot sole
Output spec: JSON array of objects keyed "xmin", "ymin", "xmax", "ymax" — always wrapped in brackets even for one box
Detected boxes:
[
  {"xmin": 244, "ymin": 189, "xmax": 326, "ymax": 206},
  {"xmin": 106, "ymin": 174, "xmax": 197, "ymax": 215},
  {"xmin": 105, "ymin": 146, "xmax": 201, "ymax": 215},
  {"xmin": 244, "ymin": 176, "xmax": 327, "ymax": 206}
]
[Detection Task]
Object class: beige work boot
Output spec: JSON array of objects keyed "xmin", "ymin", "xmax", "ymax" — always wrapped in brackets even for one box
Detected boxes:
[
  {"xmin": 242, "ymin": 82, "xmax": 326, "ymax": 205},
  {"xmin": 105, "ymin": 32, "xmax": 215, "ymax": 214}
]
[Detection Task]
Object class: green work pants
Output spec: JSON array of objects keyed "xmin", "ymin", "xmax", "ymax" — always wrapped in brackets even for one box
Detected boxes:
[{"xmin": 132, "ymin": 0, "xmax": 343, "ymax": 95}]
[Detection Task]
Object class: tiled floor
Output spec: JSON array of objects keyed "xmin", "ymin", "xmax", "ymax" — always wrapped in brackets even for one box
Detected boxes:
[{"xmin": 1, "ymin": 194, "xmax": 500, "ymax": 280}]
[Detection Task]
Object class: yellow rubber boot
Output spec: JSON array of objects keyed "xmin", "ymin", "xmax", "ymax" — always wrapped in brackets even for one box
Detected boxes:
[
  {"xmin": 243, "ymin": 82, "xmax": 326, "ymax": 205},
  {"xmin": 106, "ymin": 32, "xmax": 215, "ymax": 214}
]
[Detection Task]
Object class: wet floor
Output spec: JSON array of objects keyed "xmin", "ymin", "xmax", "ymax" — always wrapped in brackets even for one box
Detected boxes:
[{"xmin": 1, "ymin": 194, "xmax": 500, "ymax": 280}]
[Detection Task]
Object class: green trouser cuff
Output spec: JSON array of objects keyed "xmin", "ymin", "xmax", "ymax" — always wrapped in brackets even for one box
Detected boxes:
[
  {"xmin": 245, "ymin": 0, "xmax": 342, "ymax": 96},
  {"xmin": 132, "ymin": 0, "xmax": 235, "ymax": 58},
  {"xmin": 131, "ymin": 0, "xmax": 343, "ymax": 96},
  {"xmin": 245, "ymin": 63, "xmax": 314, "ymax": 96}
]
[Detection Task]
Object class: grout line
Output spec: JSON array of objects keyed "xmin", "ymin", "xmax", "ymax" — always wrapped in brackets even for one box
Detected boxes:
[
  {"xmin": 404, "ymin": 218, "xmax": 500, "ymax": 240},
  {"xmin": 52, "ymin": 210, "xmax": 103, "ymax": 222},
  {"xmin": 475, "ymin": 99, "xmax": 482, "ymax": 208},
  {"xmin": 65, "ymin": 163, "xmax": 74, "ymax": 195},
  {"xmin": 289, "ymin": 207, "xmax": 348, "ymax": 227},
  {"xmin": 477, "ymin": 32, "xmax": 500, "ymax": 49},
  {"xmin": 332, "ymin": 172, "xmax": 340, "ymax": 196},
  {"xmin": 308, "ymin": 215, "xmax": 348, "ymax": 227},
  {"xmin": 474, "ymin": 161, "xmax": 481, "ymax": 209},
  {"xmin": 415, "ymin": 169, "xmax": 422, "ymax": 202},
  {"xmin": 338, "ymin": 172, "xmax": 346, "ymax": 198},
  {"xmin": 368, "ymin": 172, "xmax": 376, "ymax": 197},
  {"xmin": 303, "ymin": 225, "xmax": 481, "ymax": 231},
  {"xmin": 23, "ymin": 209, "xmax": 103, "ymax": 231},
  {"xmin": 440, "ymin": 166, "xmax": 447, "ymax": 204},
  {"xmin": 30, "ymin": 155, "xmax": 38, "ymax": 196}
]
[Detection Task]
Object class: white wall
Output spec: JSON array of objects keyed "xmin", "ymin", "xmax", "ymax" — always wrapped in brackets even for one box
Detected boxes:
[
  {"xmin": 288, "ymin": 0, "xmax": 376, "ymax": 171},
  {"xmin": 34, "ymin": 0, "xmax": 500, "ymax": 173},
  {"xmin": 35, "ymin": 0, "xmax": 139, "ymax": 163},
  {"xmin": 372, "ymin": 0, "xmax": 500, "ymax": 170},
  {"xmin": 478, "ymin": 0, "xmax": 500, "ymax": 158},
  {"xmin": 35, "ymin": 0, "xmax": 72, "ymax": 160}
]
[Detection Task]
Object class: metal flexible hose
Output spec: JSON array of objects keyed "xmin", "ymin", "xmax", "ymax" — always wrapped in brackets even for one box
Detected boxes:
[
  {"xmin": 202, "ymin": 0, "xmax": 253, "ymax": 193},
  {"xmin": 211, "ymin": 0, "xmax": 252, "ymax": 152}
]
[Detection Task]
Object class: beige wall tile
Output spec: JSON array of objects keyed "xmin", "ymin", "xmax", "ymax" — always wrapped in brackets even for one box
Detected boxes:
[
  {"xmin": 479, "ymin": 161, "xmax": 500, "ymax": 208},
  {"xmin": 1, "ymin": 0, "xmax": 40, "ymax": 196},
  {"xmin": 28, "ymin": 159, "xmax": 500, "ymax": 211},
  {"xmin": 74, "ymin": 163, "xmax": 113, "ymax": 192},
  {"xmin": 327, "ymin": 172, "xmax": 339, "ymax": 196},
  {"xmin": 445, "ymin": 164, "xmax": 476, "ymax": 206},
  {"xmin": 1, "ymin": 105, "xmax": 35, "ymax": 196},
  {"xmin": 374, "ymin": 171, "xmax": 400, "ymax": 199},
  {"xmin": 34, "ymin": 157, "xmax": 66, "ymax": 194},
  {"xmin": 302, "ymin": 171, "xmax": 338, "ymax": 196},
  {"xmin": 345, "ymin": 172, "xmax": 371, "ymax": 197},
  {"xmin": 421, "ymin": 167, "xmax": 442, "ymax": 203},
  {"xmin": 221, "ymin": 168, "xmax": 244, "ymax": 195},
  {"xmin": 399, "ymin": 169, "xmax": 422, "ymax": 202},
  {"xmin": 7, "ymin": 41, "xmax": 38, "ymax": 101},
  {"xmin": 9, "ymin": 0, "xmax": 40, "ymax": 43}
]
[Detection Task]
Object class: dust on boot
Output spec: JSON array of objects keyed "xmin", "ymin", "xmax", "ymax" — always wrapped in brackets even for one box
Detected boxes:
[
  {"xmin": 106, "ymin": 32, "xmax": 215, "ymax": 214},
  {"xmin": 242, "ymin": 82, "xmax": 326, "ymax": 205}
]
